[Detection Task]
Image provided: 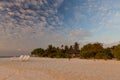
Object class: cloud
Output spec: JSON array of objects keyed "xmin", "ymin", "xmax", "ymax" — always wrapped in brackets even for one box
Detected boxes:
[
  {"xmin": 3, "ymin": 0, "xmax": 119, "ymax": 55},
  {"xmin": 0, "ymin": 0, "xmax": 65, "ymax": 53},
  {"xmin": 68, "ymin": 29, "xmax": 92, "ymax": 41}
]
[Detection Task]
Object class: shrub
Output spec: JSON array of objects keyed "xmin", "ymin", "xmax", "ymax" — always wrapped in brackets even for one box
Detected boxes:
[
  {"xmin": 112, "ymin": 45, "xmax": 120, "ymax": 60},
  {"xmin": 80, "ymin": 51, "xmax": 91, "ymax": 59},
  {"xmin": 80, "ymin": 43, "xmax": 104, "ymax": 59},
  {"xmin": 95, "ymin": 52, "xmax": 112, "ymax": 60},
  {"xmin": 31, "ymin": 48, "xmax": 45, "ymax": 57}
]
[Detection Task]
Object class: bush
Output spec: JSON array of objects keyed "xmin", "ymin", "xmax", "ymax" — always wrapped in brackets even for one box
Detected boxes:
[
  {"xmin": 80, "ymin": 51, "xmax": 91, "ymax": 59},
  {"xmin": 49, "ymin": 53, "xmax": 57, "ymax": 58},
  {"xmin": 80, "ymin": 43, "xmax": 104, "ymax": 59},
  {"xmin": 95, "ymin": 52, "xmax": 112, "ymax": 60},
  {"xmin": 112, "ymin": 45, "xmax": 120, "ymax": 60},
  {"xmin": 31, "ymin": 48, "xmax": 45, "ymax": 57}
]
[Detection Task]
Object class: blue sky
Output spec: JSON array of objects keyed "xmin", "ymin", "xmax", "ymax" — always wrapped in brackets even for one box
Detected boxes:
[{"xmin": 0, "ymin": 0, "xmax": 120, "ymax": 56}]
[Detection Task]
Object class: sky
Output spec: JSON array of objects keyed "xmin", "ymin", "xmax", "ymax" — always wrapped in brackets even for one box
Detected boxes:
[{"xmin": 0, "ymin": 0, "xmax": 120, "ymax": 56}]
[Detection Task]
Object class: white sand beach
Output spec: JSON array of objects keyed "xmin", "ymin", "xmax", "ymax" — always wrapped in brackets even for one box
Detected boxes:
[{"xmin": 0, "ymin": 57, "xmax": 120, "ymax": 80}]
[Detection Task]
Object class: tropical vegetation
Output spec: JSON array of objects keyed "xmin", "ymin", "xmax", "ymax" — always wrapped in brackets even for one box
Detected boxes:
[{"xmin": 31, "ymin": 42, "xmax": 120, "ymax": 60}]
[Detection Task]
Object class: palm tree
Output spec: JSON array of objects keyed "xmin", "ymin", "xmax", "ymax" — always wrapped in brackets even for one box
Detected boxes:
[
  {"xmin": 61, "ymin": 45, "xmax": 64, "ymax": 49},
  {"xmin": 64, "ymin": 45, "xmax": 69, "ymax": 53},
  {"xmin": 74, "ymin": 42, "xmax": 79, "ymax": 51}
]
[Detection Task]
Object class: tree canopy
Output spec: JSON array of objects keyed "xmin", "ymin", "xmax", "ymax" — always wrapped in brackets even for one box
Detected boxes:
[
  {"xmin": 31, "ymin": 42, "xmax": 120, "ymax": 60},
  {"xmin": 111, "ymin": 44, "xmax": 120, "ymax": 60}
]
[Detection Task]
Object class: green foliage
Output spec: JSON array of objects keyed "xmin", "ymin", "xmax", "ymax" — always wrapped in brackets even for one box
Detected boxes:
[
  {"xmin": 112, "ymin": 44, "xmax": 120, "ymax": 60},
  {"xmin": 64, "ymin": 45, "xmax": 69, "ymax": 53},
  {"xmin": 95, "ymin": 52, "xmax": 105, "ymax": 59},
  {"xmin": 74, "ymin": 42, "xmax": 79, "ymax": 51},
  {"xmin": 69, "ymin": 45, "xmax": 73, "ymax": 51},
  {"xmin": 31, "ymin": 42, "xmax": 120, "ymax": 60},
  {"xmin": 80, "ymin": 43, "xmax": 113, "ymax": 60},
  {"xmin": 95, "ymin": 52, "xmax": 112, "ymax": 60},
  {"xmin": 80, "ymin": 43, "xmax": 103, "ymax": 59},
  {"xmin": 80, "ymin": 51, "xmax": 91, "ymax": 59},
  {"xmin": 31, "ymin": 43, "xmax": 80, "ymax": 58},
  {"xmin": 103, "ymin": 48, "xmax": 113, "ymax": 59},
  {"xmin": 31, "ymin": 48, "xmax": 45, "ymax": 57}
]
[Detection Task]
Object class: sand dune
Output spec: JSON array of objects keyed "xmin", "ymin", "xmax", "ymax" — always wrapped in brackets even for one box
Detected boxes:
[{"xmin": 0, "ymin": 57, "xmax": 120, "ymax": 80}]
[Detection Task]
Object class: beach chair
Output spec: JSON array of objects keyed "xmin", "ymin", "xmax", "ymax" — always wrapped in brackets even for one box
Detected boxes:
[
  {"xmin": 18, "ymin": 55, "xmax": 24, "ymax": 60},
  {"xmin": 22, "ymin": 55, "xmax": 30, "ymax": 61},
  {"xmin": 11, "ymin": 55, "xmax": 23, "ymax": 61},
  {"xmin": 11, "ymin": 55, "xmax": 30, "ymax": 61}
]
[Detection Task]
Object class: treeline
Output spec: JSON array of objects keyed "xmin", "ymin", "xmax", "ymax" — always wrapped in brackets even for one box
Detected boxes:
[
  {"xmin": 31, "ymin": 42, "xmax": 80, "ymax": 58},
  {"xmin": 31, "ymin": 42, "xmax": 120, "ymax": 60}
]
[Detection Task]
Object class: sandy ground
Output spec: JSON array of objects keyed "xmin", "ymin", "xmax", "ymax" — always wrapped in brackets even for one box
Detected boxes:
[{"xmin": 0, "ymin": 57, "xmax": 120, "ymax": 80}]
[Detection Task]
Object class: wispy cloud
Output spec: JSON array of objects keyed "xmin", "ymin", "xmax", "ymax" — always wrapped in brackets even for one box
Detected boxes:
[
  {"xmin": 0, "ymin": 0, "xmax": 65, "ymax": 54},
  {"xmin": 0, "ymin": 0, "xmax": 120, "ymax": 55}
]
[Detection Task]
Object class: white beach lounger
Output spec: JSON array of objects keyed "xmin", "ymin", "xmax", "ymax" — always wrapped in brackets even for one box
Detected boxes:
[
  {"xmin": 11, "ymin": 55, "xmax": 30, "ymax": 61},
  {"xmin": 22, "ymin": 55, "xmax": 30, "ymax": 61}
]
